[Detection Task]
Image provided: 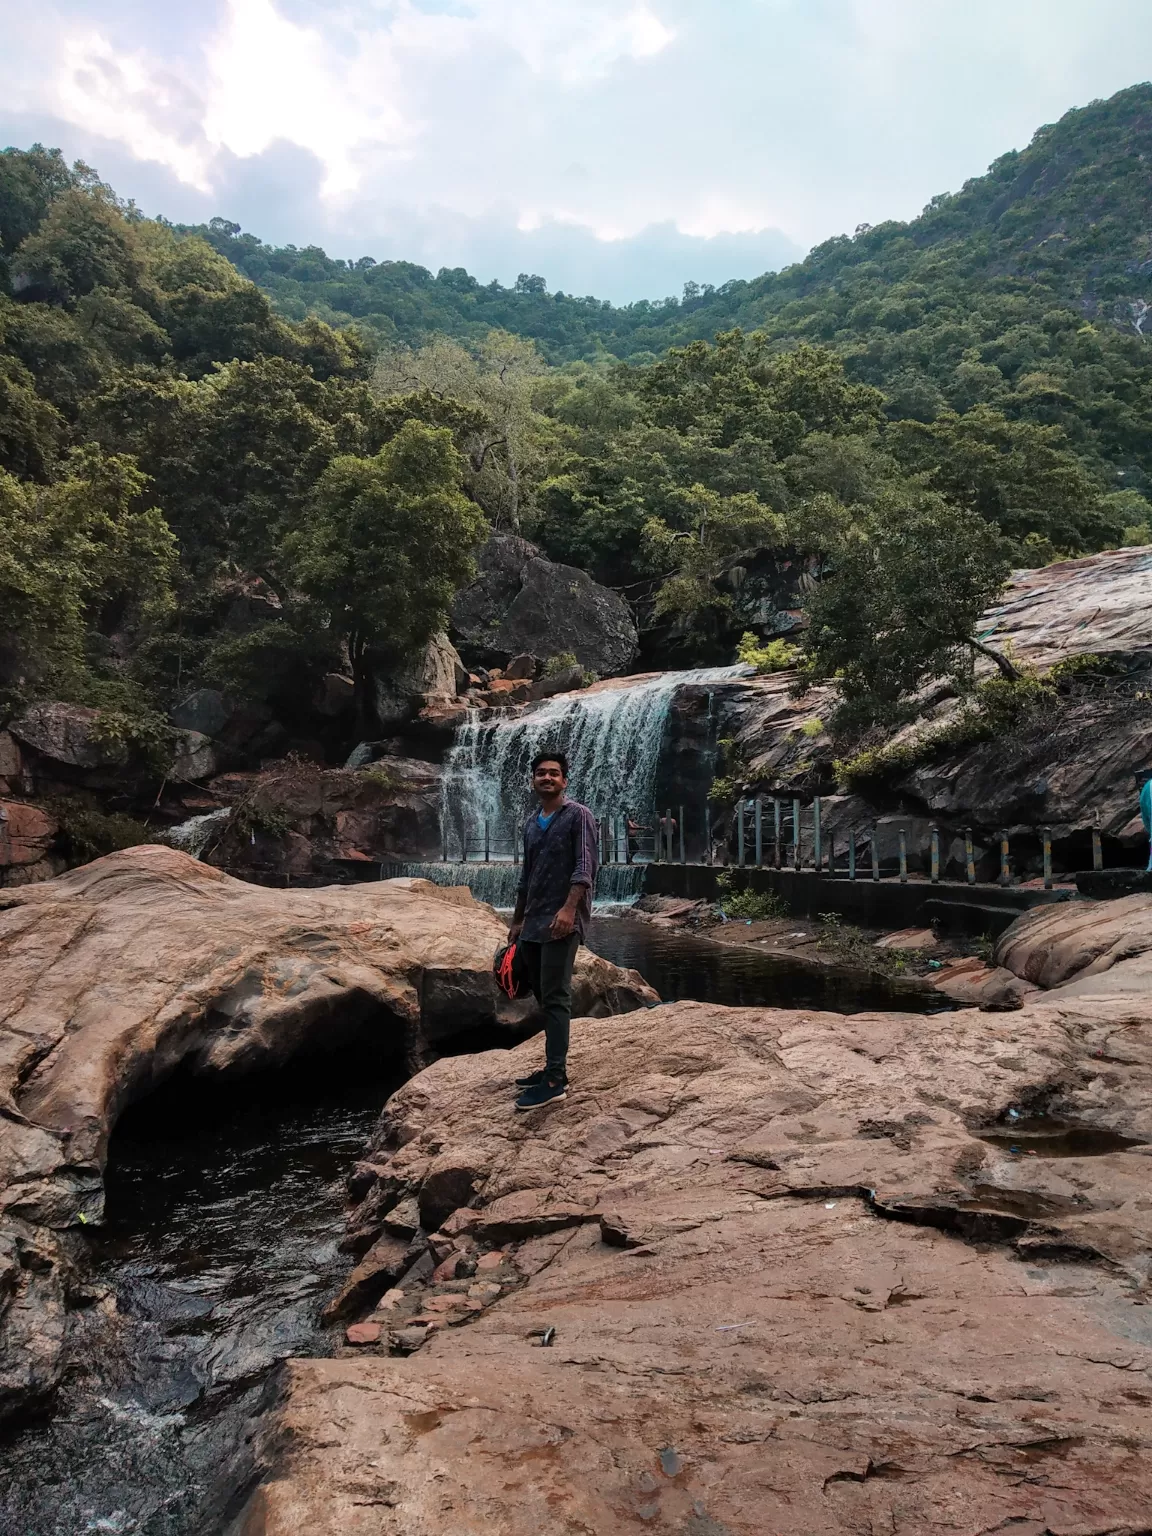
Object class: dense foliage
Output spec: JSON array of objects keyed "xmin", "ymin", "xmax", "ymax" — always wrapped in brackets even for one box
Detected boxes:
[
  {"xmin": 3, "ymin": 82, "xmax": 1152, "ymax": 752},
  {"xmin": 192, "ymin": 86, "xmax": 1152, "ymax": 509},
  {"xmin": 0, "ymin": 146, "xmax": 491, "ymax": 739}
]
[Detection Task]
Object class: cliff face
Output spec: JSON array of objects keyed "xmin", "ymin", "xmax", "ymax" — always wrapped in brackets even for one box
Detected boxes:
[{"xmin": 708, "ymin": 546, "xmax": 1152, "ymax": 875}]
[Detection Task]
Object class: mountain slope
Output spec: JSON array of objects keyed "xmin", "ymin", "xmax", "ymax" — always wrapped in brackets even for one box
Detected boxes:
[{"xmin": 190, "ymin": 84, "xmax": 1152, "ymax": 369}]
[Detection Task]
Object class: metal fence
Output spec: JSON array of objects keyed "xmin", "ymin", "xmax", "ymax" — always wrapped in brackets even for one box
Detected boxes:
[{"xmin": 442, "ymin": 796, "xmax": 1127, "ymax": 890}]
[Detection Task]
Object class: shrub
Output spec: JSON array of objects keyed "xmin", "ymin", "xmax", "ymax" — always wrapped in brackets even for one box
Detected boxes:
[
  {"xmin": 716, "ymin": 873, "xmax": 788, "ymax": 921},
  {"xmin": 736, "ymin": 631, "xmax": 799, "ymax": 674}
]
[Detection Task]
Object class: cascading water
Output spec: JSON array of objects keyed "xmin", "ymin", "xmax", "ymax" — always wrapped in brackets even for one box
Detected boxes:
[
  {"xmin": 439, "ymin": 666, "xmax": 745, "ymax": 860},
  {"xmin": 164, "ymin": 807, "xmax": 232, "ymax": 859}
]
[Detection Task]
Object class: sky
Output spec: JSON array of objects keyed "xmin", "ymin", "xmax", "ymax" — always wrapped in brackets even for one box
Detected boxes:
[{"xmin": 3, "ymin": 1, "xmax": 1152, "ymax": 302}]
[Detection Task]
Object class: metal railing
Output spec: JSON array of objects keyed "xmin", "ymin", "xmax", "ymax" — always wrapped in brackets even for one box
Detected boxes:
[{"xmin": 437, "ymin": 797, "xmax": 1131, "ymax": 888}]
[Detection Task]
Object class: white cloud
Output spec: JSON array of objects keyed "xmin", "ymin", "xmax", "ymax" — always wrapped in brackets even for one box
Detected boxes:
[{"xmin": 2, "ymin": 0, "xmax": 1152, "ymax": 299}]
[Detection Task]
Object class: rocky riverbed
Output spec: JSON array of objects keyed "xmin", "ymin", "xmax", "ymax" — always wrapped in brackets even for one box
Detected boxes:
[
  {"xmin": 0, "ymin": 846, "xmax": 654, "ymax": 1426},
  {"xmin": 234, "ymin": 894, "xmax": 1152, "ymax": 1535},
  {"xmin": 4, "ymin": 851, "xmax": 1152, "ymax": 1533}
]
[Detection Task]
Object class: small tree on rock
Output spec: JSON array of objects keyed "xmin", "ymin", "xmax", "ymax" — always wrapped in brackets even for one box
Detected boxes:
[{"xmin": 799, "ymin": 487, "xmax": 1016, "ymax": 724}]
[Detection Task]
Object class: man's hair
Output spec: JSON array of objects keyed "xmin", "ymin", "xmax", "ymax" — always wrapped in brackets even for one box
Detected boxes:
[{"xmin": 531, "ymin": 750, "xmax": 569, "ymax": 777}]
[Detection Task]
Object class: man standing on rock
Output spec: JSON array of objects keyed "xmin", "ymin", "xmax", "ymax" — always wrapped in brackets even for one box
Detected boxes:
[
  {"xmin": 1141, "ymin": 770, "xmax": 1152, "ymax": 872},
  {"xmin": 507, "ymin": 751, "xmax": 599, "ymax": 1109}
]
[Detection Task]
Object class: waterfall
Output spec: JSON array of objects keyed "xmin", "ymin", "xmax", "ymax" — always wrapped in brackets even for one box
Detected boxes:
[
  {"xmin": 165, "ymin": 807, "xmax": 232, "ymax": 859},
  {"xmin": 438, "ymin": 666, "xmax": 745, "ymax": 859}
]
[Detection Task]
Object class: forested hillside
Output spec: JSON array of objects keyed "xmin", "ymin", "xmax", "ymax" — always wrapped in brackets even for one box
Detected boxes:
[{"xmin": 2, "ymin": 82, "xmax": 1151, "ymax": 784}]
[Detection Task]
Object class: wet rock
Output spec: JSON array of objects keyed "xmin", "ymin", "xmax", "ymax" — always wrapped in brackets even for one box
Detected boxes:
[
  {"xmin": 245, "ymin": 994, "xmax": 1152, "ymax": 1534},
  {"xmin": 932, "ymin": 958, "xmax": 1039, "ymax": 1010},
  {"xmin": 451, "ymin": 533, "xmax": 639, "ymax": 678},
  {"xmin": 322, "ymin": 1235, "xmax": 413, "ymax": 1323}
]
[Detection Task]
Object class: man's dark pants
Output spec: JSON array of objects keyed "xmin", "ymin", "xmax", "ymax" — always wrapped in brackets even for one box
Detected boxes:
[{"xmin": 518, "ymin": 934, "xmax": 579, "ymax": 1079}]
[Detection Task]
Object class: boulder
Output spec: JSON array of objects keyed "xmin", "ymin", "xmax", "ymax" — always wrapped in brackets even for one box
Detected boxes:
[
  {"xmin": 169, "ymin": 730, "xmax": 216, "ymax": 783},
  {"xmin": 313, "ymin": 673, "xmax": 355, "ymax": 718},
  {"xmin": 0, "ymin": 801, "xmax": 57, "ymax": 868},
  {"xmin": 451, "ymin": 533, "xmax": 639, "ymax": 678},
  {"xmin": 0, "ymin": 844, "xmax": 654, "ymax": 1422},
  {"xmin": 8, "ymin": 703, "xmax": 126, "ymax": 770},
  {"xmin": 375, "ymin": 633, "xmax": 469, "ymax": 727},
  {"xmin": 503, "ymin": 653, "xmax": 537, "ymax": 681},
  {"xmin": 170, "ymin": 688, "xmax": 230, "ymax": 738},
  {"xmin": 995, "ymin": 892, "xmax": 1152, "ymax": 995},
  {"xmin": 247, "ymin": 992, "xmax": 1152, "ymax": 1534}
]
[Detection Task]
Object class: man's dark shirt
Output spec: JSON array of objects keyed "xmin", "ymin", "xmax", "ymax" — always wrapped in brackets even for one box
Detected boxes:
[{"xmin": 517, "ymin": 799, "xmax": 599, "ymax": 942}]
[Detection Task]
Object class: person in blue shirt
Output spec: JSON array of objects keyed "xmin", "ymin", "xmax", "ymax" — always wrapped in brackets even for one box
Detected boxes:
[
  {"xmin": 507, "ymin": 750, "xmax": 599, "ymax": 1109},
  {"xmin": 1140, "ymin": 772, "xmax": 1152, "ymax": 873}
]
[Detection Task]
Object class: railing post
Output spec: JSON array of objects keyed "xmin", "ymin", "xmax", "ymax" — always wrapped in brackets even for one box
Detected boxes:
[
  {"xmin": 754, "ymin": 799, "xmax": 763, "ymax": 867},
  {"xmin": 813, "ymin": 797, "xmax": 822, "ymax": 874},
  {"xmin": 898, "ymin": 826, "xmax": 908, "ymax": 883},
  {"xmin": 930, "ymin": 825, "xmax": 939, "ymax": 884},
  {"xmin": 793, "ymin": 798, "xmax": 802, "ymax": 872},
  {"xmin": 1043, "ymin": 827, "xmax": 1053, "ymax": 889},
  {"xmin": 484, "ymin": 818, "xmax": 490, "ymax": 863},
  {"xmin": 666, "ymin": 807, "xmax": 673, "ymax": 863},
  {"xmin": 679, "ymin": 804, "xmax": 686, "ymax": 864},
  {"xmin": 871, "ymin": 825, "xmax": 880, "ymax": 881},
  {"xmin": 773, "ymin": 798, "xmax": 782, "ymax": 868},
  {"xmin": 965, "ymin": 828, "xmax": 975, "ymax": 885},
  {"xmin": 737, "ymin": 802, "xmax": 746, "ymax": 866},
  {"xmin": 848, "ymin": 827, "xmax": 856, "ymax": 882},
  {"xmin": 1092, "ymin": 827, "xmax": 1103, "ymax": 871},
  {"xmin": 442, "ymin": 823, "xmax": 448, "ymax": 863},
  {"xmin": 999, "ymin": 831, "xmax": 1011, "ymax": 887}
]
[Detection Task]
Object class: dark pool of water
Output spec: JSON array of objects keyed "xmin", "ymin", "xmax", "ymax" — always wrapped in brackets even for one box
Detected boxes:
[
  {"xmin": 976, "ymin": 1116, "xmax": 1147, "ymax": 1159},
  {"xmin": 585, "ymin": 914, "xmax": 947, "ymax": 1014},
  {"xmin": 0, "ymin": 1057, "xmax": 405, "ymax": 1536}
]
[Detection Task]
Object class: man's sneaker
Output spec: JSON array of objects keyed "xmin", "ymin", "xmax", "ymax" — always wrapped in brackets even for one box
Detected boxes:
[
  {"xmin": 515, "ymin": 1068, "xmax": 547, "ymax": 1088},
  {"xmin": 515, "ymin": 1076, "xmax": 568, "ymax": 1111}
]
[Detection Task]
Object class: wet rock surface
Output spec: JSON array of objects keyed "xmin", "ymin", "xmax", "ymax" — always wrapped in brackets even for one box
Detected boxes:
[
  {"xmin": 0, "ymin": 846, "xmax": 654, "ymax": 1423},
  {"xmin": 243, "ymin": 990, "xmax": 1152, "ymax": 1533}
]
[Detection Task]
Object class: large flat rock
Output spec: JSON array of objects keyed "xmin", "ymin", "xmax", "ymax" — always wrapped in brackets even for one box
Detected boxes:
[
  {"xmin": 241, "ymin": 994, "xmax": 1152, "ymax": 1533},
  {"xmin": 0, "ymin": 845, "xmax": 654, "ymax": 1422}
]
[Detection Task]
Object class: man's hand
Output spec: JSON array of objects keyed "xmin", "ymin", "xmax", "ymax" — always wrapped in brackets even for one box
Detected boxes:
[
  {"xmin": 549, "ymin": 906, "xmax": 576, "ymax": 940},
  {"xmin": 508, "ymin": 919, "xmax": 523, "ymax": 941}
]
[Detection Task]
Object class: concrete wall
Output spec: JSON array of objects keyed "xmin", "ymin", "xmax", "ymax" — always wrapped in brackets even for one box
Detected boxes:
[{"xmin": 642, "ymin": 864, "xmax": 1078, "ymax": 937}]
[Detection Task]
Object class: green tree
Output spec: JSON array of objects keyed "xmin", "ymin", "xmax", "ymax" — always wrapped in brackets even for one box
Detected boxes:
[
  {"xmin": 375, "ymin": 330, "xmax": 553, "ymax": 530},
  {"xmin": 888, "ymin": 404, "xmax": 1111, "ymax": 553},
  {"xmin": 800, "ymin": 488, "xmax": 1015, "ymax": 723},
  {"xmin": 0, "ymin": 445, "xmax": 176, "ymax": 697},
  {"xmin": 284, "ymin": 421, "xmax": 486, "ymax": 726}
]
